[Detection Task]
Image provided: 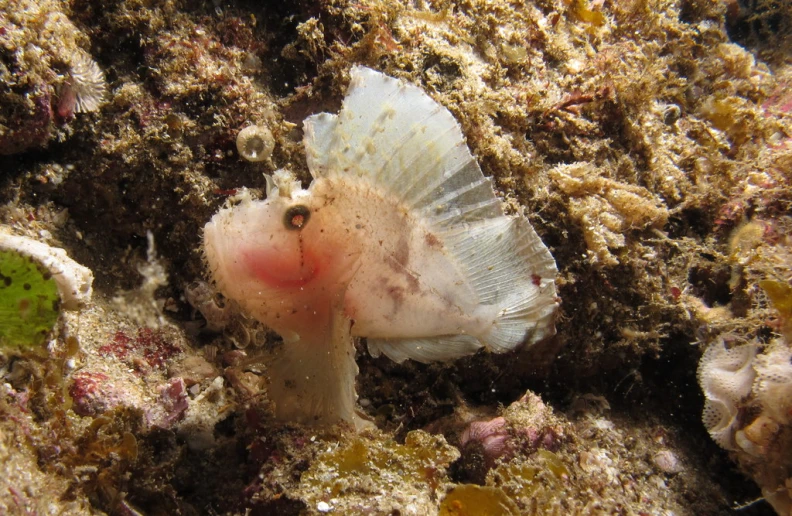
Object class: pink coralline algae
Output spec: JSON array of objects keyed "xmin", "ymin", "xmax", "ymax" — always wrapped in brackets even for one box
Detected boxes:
[
  {"xmin": 98, "ymin": 328, "xmax": 182, "ymax": 372},
  {"xmin": 69, "ymin": 371, "xmax": 123, "ymax": 417},
  {"xmin": 457, "ymin": 392, "xmax": 565, "ymax": 483},
  {"xmin": 0, "ymin": 84, "xmax": 53, "ymax": 156},
  {"xmin": 460, "ymin": 414, "xmax": 563, "ymax": 469},
  {"xmin": 146, "ymin": 377, "xmax": 189, "ymax": 429},
  {"xmin": 460, "ymin": 417, "xmax": 513, "ymax": 469},
  {"xmin": 69, "ymin": 370, "xmax": 189, "ymax": 430}
]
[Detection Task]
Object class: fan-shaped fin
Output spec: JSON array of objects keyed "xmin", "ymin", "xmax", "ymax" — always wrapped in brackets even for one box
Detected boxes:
[
  {"xmin": 305, "ymin": 66, "xmax": 558, "ymax": 363},
  {"xmin": 304, "ymin": 65, "xmax": 503, "ymax": 233},
  {"xmin": 444, "ymin": 216, "xmax": 558, "ymax": 350}
]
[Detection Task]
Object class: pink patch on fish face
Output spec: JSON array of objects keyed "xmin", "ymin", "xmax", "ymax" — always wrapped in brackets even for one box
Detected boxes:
[{"xmin": 241, "ymin": 245, "xmax": 320, "ymax": 289}]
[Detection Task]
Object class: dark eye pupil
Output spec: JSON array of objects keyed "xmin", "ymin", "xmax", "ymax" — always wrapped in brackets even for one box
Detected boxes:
[{"xmin": 284, "ymin": 205, "xmax": 310, "ymax": 230}]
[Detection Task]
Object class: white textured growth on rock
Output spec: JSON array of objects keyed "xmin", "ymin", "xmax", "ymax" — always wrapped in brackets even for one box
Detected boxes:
[
  {"xmin": 754, "ymin": 344, "xmax": 792, "ymax": 425},
  {"xmin": 697, "ymin": 338, "xmax": 758, "ymax": 450},
  {"xmin": 0, "ymin": 230, "xmax": 93, "ymax": 310}
]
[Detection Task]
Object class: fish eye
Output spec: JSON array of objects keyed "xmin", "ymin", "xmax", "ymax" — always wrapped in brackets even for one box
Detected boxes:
[{"xmin": 284, "ymin": 205, "xmax": 310, "ymax": 230}]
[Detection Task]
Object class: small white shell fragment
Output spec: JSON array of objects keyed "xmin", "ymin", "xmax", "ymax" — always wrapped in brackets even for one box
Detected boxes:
[
  {"xmin": 0, "ymin": 230, "xmax": 93, "ymax": 309},
  {"xmin": 653, "ymin": 450, "xmax": 684, "ymax": 474},
  {"xmin": 236, "ymin": 125, "xmax": 274, "ymax": 162},
  {"xmin": 316, "ymin": 501, "xmax": 331, "ymax": 513}
]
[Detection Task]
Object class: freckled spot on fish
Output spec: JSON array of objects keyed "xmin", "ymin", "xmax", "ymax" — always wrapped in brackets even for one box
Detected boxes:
[
  {"xmin": 386, "ymin": 285, "xmax": 405, "ymax": 312},
  {"xmin": 424, "ymin": 232, "xmax": 441, "ymax": 248},
  {"xmin": 379, "ymin": 105, "xmax": 396, "ymax": 120},
  {"xmin": 297, "ymin": 234, "xmax": 305, "ymax": 268},
  {"xmin": 391, "ymin": 237, "xmax": 410, "ymax": 268},
  {"xmin": 404, "ymin": 271, "xmax": 420, "ymax": 293}
]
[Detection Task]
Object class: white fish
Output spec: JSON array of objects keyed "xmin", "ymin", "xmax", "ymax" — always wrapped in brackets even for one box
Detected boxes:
[{"xmin": 203, "ymin": 66, "xmax": 558, "ymax": 429}]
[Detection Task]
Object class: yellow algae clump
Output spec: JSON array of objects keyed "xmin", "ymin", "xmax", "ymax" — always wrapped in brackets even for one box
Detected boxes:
[
  {"xmin": 564, "ymin": 0, "xmax": 606, "ymax": 27},
  {"xmin": 761, "ymin": 280, "xmax": 792, "ymax": 319},
  {"xmin": 761, "ymin": 280, "xmax": 792, "ymax": 341},
  {"xmin": 439, "ymin": 485, "xmax": 519, "ymax": 516},
  {"xmin": 486, "ymin": 450, "xmax": 571, "ymax": 515},
  {"xmin": 299, "ymin": 430, "xmax": 460, "ymax": 513},
  {"xmin": 698, "ymin": 96, "xmax": 761, "ymax": 147},
  {"xmin": 729, "ymin": 221, "xmax": 766, "ymax": 265},
  {"xmin": 550, "ymin": 162, "xmax": 668, "ymax": 266}
]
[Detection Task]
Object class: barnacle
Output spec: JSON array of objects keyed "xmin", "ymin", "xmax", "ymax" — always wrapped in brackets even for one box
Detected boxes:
[
  {"xmin": 236, "ymin": 125, "xmax": 274, "ymax": 162},
  {"xmin": 184, "ymin": 280, "xmax": 232, "ymax": 332},
  {"xmin": 67, "ymin": 50, "xmax": 107, "ymax": 114}
]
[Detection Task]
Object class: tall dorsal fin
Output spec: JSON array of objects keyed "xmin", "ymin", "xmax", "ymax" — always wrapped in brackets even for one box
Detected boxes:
[
  {"xmin": 304, "ymin": 66, "xmax": 558, "ymax": 361},
  {"xmin": 304, "ymin": 66, "xmax": 503, "ymax": 233}
]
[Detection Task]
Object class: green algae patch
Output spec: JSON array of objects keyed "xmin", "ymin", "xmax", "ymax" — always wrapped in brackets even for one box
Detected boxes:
[
  {"xmin": 299, "ymin": 430, "xmax": 459, "ymax": 513},
  {"xmin": 0, "ymin": 248, "xmax": 60, "ymax": 350},
  {"xmin": 439, "ymin": 484, "xmax": 519, "ymax": 516}
]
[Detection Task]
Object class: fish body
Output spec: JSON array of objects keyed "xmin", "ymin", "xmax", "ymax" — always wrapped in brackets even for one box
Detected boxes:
[{"xmin": 204, "ymin": 66, "xmax": 558, "ymax": 429}]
